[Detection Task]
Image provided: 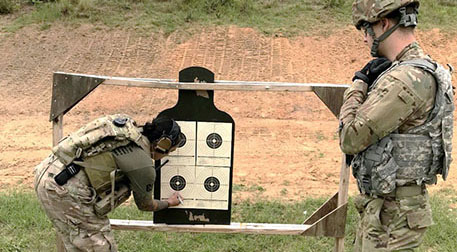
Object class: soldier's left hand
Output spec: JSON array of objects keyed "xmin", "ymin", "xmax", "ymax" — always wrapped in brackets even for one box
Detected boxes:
[{"xmin": 353, "ymin": 57, "xmax": 392, "ymax": 87}]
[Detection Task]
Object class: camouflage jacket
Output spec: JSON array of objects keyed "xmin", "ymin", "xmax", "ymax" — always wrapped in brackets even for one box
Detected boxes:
[
  {"xmin": 339, "ymin": 42, "xmax": 436, "ymax": 155},
  {"xmin": 52, "ymin": 114, "xmax": 157, "ymax": 215},
  {"xmin": 339, "ymin": 42, "xmax": 454, "ymax": 194}
]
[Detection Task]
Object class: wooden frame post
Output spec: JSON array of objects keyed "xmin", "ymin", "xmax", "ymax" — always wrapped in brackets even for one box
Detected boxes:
[
  {"xmin": 52, "ymin": 115, "xmax": 66, "ymax": 252},
  {"xmin": 335, "ymin": 154, "xmax": 350, "ymax": 252},
  {"xmin": 52, "ymin": 115, "xmax": 63, "ymax": 146}
]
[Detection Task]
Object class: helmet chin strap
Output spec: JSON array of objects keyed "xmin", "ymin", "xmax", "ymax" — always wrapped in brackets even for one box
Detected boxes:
[
  {"xmin": 366, "ymin": 7, "xmax": 418, "ymax": 57},
  {"xmin": 366, "ymin": 22, "xmax": 401, "ymax": 57}
]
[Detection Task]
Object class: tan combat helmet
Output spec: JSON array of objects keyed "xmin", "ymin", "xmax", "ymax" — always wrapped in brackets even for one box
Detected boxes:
[{"xmin": 352, "ymin": 0, "xmax": 420, "ymax": 56}]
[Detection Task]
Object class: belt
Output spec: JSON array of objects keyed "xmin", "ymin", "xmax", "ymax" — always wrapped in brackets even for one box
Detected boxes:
[{"xmin": 383, "ymin": 184, "xmax": 424, "ymax": 198}]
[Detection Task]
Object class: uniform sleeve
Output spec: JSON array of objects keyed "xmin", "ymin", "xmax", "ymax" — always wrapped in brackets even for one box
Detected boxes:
[
  {"xmin": 339, "ymin": 66, "xmax": 430, "ymax": 155},
  {"xmin": 113, "ymin": 144, "xmax": 156, "ymax": 204}
]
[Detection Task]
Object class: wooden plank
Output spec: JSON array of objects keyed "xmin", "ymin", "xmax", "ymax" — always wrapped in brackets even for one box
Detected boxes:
[
  {"xmin": 312, "ymin": 86, "xmax": 348, "ymax": 118},
  {"xmin": 334, "ymin": 154, "xmax": 351, "ymax": 252},
  {"xmin": 301, "ymin": 203, "xmax": 347, "ymax": 238},
  {"xmin": 50, "ymin": 73, "xmax": 105, "ymax": 121},
  {"xmin": 54, "ymin": 72, "xmax": 349, "ymax": 92},
  {"xmin": 104, "ymin": 78, "xmax": 315, "ymax": 92},
  {"xmin": 303, "ymin": 192, "xmax": 338, "ymax": 225},
  {"xmin": 110, "ymin": 220, "xmax": 312, "ymax": 235}
]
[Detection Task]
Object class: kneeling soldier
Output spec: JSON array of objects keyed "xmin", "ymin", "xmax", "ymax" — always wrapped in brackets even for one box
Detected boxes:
[{"xmin": 34, "ymin": 114, "xmax": 182, "ymax": 251}]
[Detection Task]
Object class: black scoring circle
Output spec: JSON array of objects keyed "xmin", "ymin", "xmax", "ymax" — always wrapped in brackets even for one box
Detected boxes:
[
  {"xmin": 178, "ymin": 133, "xmax": 187, "ymax": 148},
  {"xmin": 204, "ymin": 176, "xmax": 220, "ymax": 192},
  {"xmin": 206, "ymin": 133, "xmax": 223, "ymax": 149},
  {"xmin": 170, "ymin": 175, "xmax": 186, "ymax": 191}
]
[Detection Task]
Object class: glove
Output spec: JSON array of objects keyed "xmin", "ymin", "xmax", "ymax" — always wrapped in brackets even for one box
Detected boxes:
[
  {"xmin": 345, "ymin": 154, "xmax": 354, "ymax": 166},
  {"xmin": 352, "ymin": 57, "xmax": 392, "ymax": 87}
]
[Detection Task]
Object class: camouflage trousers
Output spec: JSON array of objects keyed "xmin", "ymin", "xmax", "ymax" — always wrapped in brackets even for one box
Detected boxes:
[
  {"xmin": 354, "ymin": 185, "xmax": 433, "ymax": 252},
  {"xmin": 34, "ymin": 154, "xmax": 117, "ymax": 252}
]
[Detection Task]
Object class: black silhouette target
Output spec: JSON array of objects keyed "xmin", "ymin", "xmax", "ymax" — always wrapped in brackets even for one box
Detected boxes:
[
  {"xmin": 206, "ymin": 133, "xmax": 223, "ymax": 149},
  {"xmin": 170, "ymin": 175, "xmax": 186, "ymax": 191},
  {"xmin": 204, "ymin": 176, "xmax": 220, "ymax": 192},
  {"xmin": 153, "ymin": 67, "xmax": 235, "ymax": 225}
]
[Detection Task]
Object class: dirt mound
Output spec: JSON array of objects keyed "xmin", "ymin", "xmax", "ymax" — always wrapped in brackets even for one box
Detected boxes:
[{"xmin": 1, "ymin": 24, "xmax": 456, "ymax": 200}]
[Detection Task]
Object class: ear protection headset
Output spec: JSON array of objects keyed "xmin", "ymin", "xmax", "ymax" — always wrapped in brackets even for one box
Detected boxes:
[{"xmin": 153, "ymin": 120, "xmax": 181, "ymax": 154}]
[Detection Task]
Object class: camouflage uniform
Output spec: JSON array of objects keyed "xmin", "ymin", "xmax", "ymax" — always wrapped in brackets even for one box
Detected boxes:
[
  {"xmin": 340, "ymin": 43, "xmax": 436, "ymax": 154},
  {"xmin": 34, "ymin": 115, "xmax": 166, "ymax": 252},
  {"xmin": 341, "ymin": 0, "xmax": 454, "ymax": 250},
  {"xmin": 339, "ymin": 42, "xmax": 452, "ymax": 251},
  {"xmin": 34, "ymin": 154, "xmax": 117, "ymax": 252}
]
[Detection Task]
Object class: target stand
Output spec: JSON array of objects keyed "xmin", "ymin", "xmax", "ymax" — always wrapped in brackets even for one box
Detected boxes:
[
  {"xmin": 50, "ymin": 67, "xmax": 351, "ymax": 252},
  {"xmin": 153, "ymin": 67, "xmax": 234, "ymax": 225}
]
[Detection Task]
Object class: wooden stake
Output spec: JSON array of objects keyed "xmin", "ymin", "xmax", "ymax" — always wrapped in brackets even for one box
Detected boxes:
[
  {"xmin": 52, "ymin": 115, "xmax": 66, "ymax": 252},
  {"xmin": 52, "ymin": 115, "xmax": 63, "ymax": 146},
  {"xmin": 334, "ymin": 154, "xmax": 350, "ymax": 252}
]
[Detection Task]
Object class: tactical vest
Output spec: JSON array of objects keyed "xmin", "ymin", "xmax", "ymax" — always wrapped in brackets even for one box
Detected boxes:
[
  {"xmin": 52, "ymin": 114, "xmax": 150, "ymax": 214},
  {"xmin": 352, "ymin": 59, "xmax": 454, "ymax": 196}
]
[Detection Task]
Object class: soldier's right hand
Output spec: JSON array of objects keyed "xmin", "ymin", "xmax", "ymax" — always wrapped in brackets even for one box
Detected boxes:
[
  {"xmin": 353, "ymin": 57, "xmax": 392, "ymax": 87},
  {"xmin": 167, "ymin": 192, "xmax": 182, "ymax": 207}
]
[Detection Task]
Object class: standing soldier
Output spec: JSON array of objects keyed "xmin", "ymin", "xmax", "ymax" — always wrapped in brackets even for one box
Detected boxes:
[
  {"xmin": 340, "ymin": 0, "xmax": 454, "ymax": 251},
  {"xmin": 34, "ymin": 114, "xmax": 183, "ymax": 251}
]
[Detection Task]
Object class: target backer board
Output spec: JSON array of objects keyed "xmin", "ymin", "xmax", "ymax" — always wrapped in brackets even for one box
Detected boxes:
[{"xmin": 154, "ymin": 67, "xmax": 234, "ymax": 225}]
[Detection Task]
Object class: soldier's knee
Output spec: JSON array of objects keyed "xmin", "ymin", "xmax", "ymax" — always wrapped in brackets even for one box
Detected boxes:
[{"xmin": 70, "ymin": 229, "xmax": 116, "ymax": 252}]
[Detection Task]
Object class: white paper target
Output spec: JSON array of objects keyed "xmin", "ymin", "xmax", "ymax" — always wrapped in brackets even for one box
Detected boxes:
[
  {"xmin": 168, "ymin": 121, "xmax": 196, "ymax": 166},
  {"xmin": 196, "ymin": 122, "xmax": 232, "ymax": 167},
  {"xmin": 160, "ymin": 165, "xmax": 195, "ymax": 199},
  {"xmin": 160, "ymin": 121, "xmax": 232, "ymax": 210}
]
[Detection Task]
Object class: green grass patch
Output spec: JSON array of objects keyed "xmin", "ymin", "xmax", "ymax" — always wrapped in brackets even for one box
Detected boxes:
[
  {"xmin": 0, "ymin": 0, "xmax": 20, "ymax": 14},
  {"xmin": 421, "ymin": 188, "xmax": 457, "ymax": 251},
  {"xmin": 2, "ymin": 0, "xmax": 457, "ymax": 35},
  {"xmin": 1, "ymin": 189, "xmax": 456, "ymax": 251},
  {"xmin": 418, "ymin": 0, "xmax": 457, "ymax": 31},
  {"xmin": 233, "ymin": 183, "xmax": 266, "ymax": 193}
]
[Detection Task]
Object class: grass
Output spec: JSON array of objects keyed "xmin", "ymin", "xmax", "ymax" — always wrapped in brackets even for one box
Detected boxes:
[
  {"xmin": 1, "ymin": 0, "xmax": 456, "ymax": 35},
  {"xmin": 0, "ymin": 0, "xmax": 18, "ymax": 14},
  {"xmin": 233, "ymin": 183, "xmax": 266, "ymax": 193},
  {"xmin": 1, "ymin": 189, "xmax": 456, "ymax": 251},
  {"xmin": 420, "ymin": 0, "xmax": 457, "ymax": 31}
]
